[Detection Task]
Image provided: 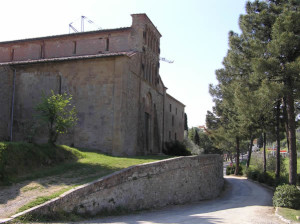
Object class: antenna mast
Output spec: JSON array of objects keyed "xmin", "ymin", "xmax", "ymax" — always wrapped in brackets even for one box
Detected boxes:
[
  {"xmin": 160, "ymin": 57, "xmax": 174, "ymax": 63},
  {"xmin": 69, "ymin": 16, "xmax": 102, "ymax": 33}
]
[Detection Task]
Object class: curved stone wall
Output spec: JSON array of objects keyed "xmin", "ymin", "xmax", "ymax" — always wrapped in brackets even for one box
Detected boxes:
[{"xmin": 16, "ymin": 155, "xmax": 224, "ymax": 218}]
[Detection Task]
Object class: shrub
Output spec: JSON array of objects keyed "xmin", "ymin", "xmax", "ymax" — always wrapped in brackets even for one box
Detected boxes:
[
  {"xmin": 163, "ymin": 141, "xmax": 191, "ymax": 156},
  {"xmin": 257, "ymin": 171, "xmax": 275, "ymax": 186},
  {"xmin": 245, "ymin": 168, "xmax": 260, "ymax": 181},
  {"xmin": 226, "ymin": 164, "xmax": 243, "ymax": 175},
  {"xmin": 266, "ymin": 154, "xmax": 287, "ymax": 175},
  {"xmin": 226, "ymin": 166, "xmax": 232, "ymax": 175},
  {"xmin": 273, "ymin": 184, "xmax": 300, "ymax": 209}
]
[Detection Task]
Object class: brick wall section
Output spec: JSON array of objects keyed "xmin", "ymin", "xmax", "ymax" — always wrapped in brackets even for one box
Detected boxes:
[
  {"xmin": 0, "ymin": 29, "xmax": 131, "ymax": 63},
  {"xmin": 14, "ymin": 155, "xmax": 224, "ymax": 218}
]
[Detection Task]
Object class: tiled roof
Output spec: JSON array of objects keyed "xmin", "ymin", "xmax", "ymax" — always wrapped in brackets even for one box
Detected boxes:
[
  {"xmin": 0, "ymin": 51, "xmax": 137, "ymax": 66},
  {"xmin": 166, "ymin": 93, "xmax": 185, "ymax": 107},
  {"xmin": 0, "ymin": 27, "xmax": 131, "ymax": 45}
]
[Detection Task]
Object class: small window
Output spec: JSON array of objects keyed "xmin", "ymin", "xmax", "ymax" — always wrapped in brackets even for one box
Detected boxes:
[
  {"xmin": 73, "ymin": 41, "xmax": 77, "ymax": 54},
  {"xmin": 11, "ymin": 49, "xmax": 15, "ymax": 61},
  {"xmin": 169, "ymin": 104, "xmax": 172, "ymax": 112},
  {"xmin": 106, "ymin": 38, "xmax": 109, "ymax": 51},
  {"xmin": 172, "ymin": 115, "xmax": 174, "ymax": 126},
  {"xmin": 176, "ymin": 108, "xmax": 177, "ymax": 115}
]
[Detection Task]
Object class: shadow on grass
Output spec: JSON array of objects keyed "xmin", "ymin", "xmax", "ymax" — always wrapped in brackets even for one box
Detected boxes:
[{"xmin": 0, "ymin": 147, "xmax": 170, "ymax": 209}]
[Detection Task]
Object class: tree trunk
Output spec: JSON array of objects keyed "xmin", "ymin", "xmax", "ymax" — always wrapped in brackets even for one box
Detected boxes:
[
  {"xmin": 263, "ymin": 132, "xmax": 267, "ymax": 173},
  {"xmin": 275, "ymin": 100, "xmax": 281, "ymax": 179},
  {"xmin": 246, "ymin": 136, "xmax": 254, "ymax": 168},
  {"xmin": 285, "ymin": 89, "xmax": 297, "ymax": 185},
  {"xmin": 235, "ymin": 136, "xmax": 240, "ymax": 175},
  {"xmin": 282, "ymin": 97, "xmax": 290, "ymax": 152},
  {"xmin": 230, "ymin": 153, "xmax": 233, "ymax": 163}
]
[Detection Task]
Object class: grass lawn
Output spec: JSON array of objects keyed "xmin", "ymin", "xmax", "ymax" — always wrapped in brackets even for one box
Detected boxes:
[
  {"xmin": 277, "ymin": 207, "xmax": 300, "ymax": 223},
  {"xmin": 0, "ymin": 142, "xmax": 171, "ymax": 215},
  {"xmin": 20, "ymin": 149, "xmax": 171, "ymax": 184},
  {"xmin": 0, "ymin": 142, "xmax": 170, "ymax": 185}
]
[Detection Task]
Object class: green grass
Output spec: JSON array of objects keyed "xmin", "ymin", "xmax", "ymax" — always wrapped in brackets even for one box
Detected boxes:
[
  {"xmin": 0, "ymin": 141, "xmax": 170, "ymax": 185},
  {"xmin": 0, "ymin": 141, "xmax": 171, "ymax": 215},
  {"xmin": 17, "ymin": 187, "xmax": 73, "ymax": 213},
  {"xmin": 0, "ymin": 142, "xmax": 84, "ymax": 184},
  {"xmin": 277, "ymin": 207, "xmax": 300, "ymax": 223}
]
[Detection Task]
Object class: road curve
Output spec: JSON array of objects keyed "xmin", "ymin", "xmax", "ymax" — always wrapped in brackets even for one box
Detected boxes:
[{"xmin": 81, "ymin": 176, "xmax": 284, "ymax": 224}]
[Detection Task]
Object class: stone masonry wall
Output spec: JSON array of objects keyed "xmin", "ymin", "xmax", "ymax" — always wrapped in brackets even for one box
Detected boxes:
[
  {"xmin": 164, "ymin": 94, "xmax": 185, "ymax": 142},
  {"xmin": 19, "ymin": 155, "xmax": 224, "ymax": 218},
  {"xmin": 0, "ymin": 67, "xmax": 13, "ymax": 140},
  {"xmin": 3, "ymin": 56, "xmax": 124, "ymax": 154}
]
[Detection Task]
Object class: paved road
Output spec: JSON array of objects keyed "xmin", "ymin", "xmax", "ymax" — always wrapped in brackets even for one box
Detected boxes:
[{"xmin": 81, "ymin": 176, "xmax": 285, "ymax": 224}]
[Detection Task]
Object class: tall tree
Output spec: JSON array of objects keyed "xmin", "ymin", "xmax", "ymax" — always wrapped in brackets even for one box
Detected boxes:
[
  {"xmin": 194, "ymin": 130, "xmax": 200, "ymax": 146},
  {"xmin": 184, "ymin": 113, "xmax": 188, "ymax": 131},
  {"xmin": 250, "ymin": 0, "xmax": 300, "ymax": 184}
]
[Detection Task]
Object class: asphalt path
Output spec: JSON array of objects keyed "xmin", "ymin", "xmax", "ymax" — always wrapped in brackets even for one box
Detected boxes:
[{"xmin": 81, "ymin": 175, "xmax": 285, "ymax": 224}]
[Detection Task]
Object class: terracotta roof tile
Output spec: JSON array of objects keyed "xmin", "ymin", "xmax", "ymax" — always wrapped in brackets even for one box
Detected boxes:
[{"xmin": 0, "ymin": 51, "xmax": 137, "ymax": 66}]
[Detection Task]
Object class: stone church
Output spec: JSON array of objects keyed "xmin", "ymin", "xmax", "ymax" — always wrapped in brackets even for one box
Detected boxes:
[{"xmin": 0, "ymin": 14, "xmax": 185, "ymax": 156}]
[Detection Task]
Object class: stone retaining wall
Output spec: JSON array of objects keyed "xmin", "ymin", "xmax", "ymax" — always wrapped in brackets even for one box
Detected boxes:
[{"xmin": 16, "ymin": 155, "xmax": 224, "ymax": 218}]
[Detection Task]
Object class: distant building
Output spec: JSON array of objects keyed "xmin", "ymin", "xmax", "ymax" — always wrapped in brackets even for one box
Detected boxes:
[
  {"xmin": 198, "ymin": 125, "xmax": 207, "ymax": 132},
  {"xmin": 0, "ymin": 14, "xmax": 185, "ymax": 156}
]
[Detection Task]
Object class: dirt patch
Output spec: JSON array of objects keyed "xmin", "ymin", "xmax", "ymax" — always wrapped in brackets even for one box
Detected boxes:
[{"xmin": 0, "ymin": 170, "xmax": 105, "ymax": 218}]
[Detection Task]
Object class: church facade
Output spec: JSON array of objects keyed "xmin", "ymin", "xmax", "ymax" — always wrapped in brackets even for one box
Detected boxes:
[{"xmin": 0, "ymin": 14, "xmax": 185, "ymax": 156}]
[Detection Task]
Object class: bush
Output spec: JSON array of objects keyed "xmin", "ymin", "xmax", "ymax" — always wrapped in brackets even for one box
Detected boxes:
[
  {"xmin": 273, "ymin": 184, "xmax": 300, "ymax": 209},
  {"xmin": 226, "ymin": 164, "xmax": 243, "ymax": 175},
  {"xmin": 257, "ymin": 171, "xmax": 275, "ymax": 186},
  {"xmin": 245, "ymin": 168, "xmax": 260, "ymax": 181},
  {"xmin": 163, "ymin": 141, "xmax": 191, "ymax": 156}
]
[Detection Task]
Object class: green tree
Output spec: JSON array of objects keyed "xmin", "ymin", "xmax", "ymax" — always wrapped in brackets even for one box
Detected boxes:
[
  {"xmin": 35, "ymin": 91, "xmax": 78, "ymax": 144},
  {"xmin": 184, "ymin": 113, "xmax": 188, "ymax": 131},
  {"xmin": 194, "ymin": 130, "xmax": 200, "ymax": 145},
  {"xmin": 246, "ymin": 0, "xmax": 300, "ymax": 184}
]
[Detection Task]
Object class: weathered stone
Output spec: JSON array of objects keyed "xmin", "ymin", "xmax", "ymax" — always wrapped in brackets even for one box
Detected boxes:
[
  {"xmin": 13, "ymin": 155, "xmax": 224, "ymax": 218},
  {"xmin": 0, "ymin": 14, "xmax": 185, "ymax": 156}
]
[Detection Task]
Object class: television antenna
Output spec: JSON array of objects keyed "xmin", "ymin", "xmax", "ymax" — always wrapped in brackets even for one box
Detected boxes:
[
  {"xmin": 69, "ymin": 16, "xmax": 102, "ymax": 33},
  {"xmin": 160, "ymin": 57, "xmax": 174, "ymax": 63}
]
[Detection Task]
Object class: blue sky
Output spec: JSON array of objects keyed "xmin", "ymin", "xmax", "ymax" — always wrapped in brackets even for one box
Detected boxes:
[{"xmin": 0, "ymin": 0, "xmax": 248, "ymax": 127}]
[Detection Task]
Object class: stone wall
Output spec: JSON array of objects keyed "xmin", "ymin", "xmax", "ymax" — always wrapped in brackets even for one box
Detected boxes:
[
  {"xmin": 0, "ymin": 56, "xmax": 126, "ymax": 153},
  {"xmin": 0, "ymin": 13, "xmax": 185, "ymax": 156},
  {"xmin": 0, "ymin": 67, "xmax": 13, "ymax": 140},
  {"xmin": 17, "ymin": 155, "xmax": 224, "ymax": 218},
  {"xmin": 164, "ymin": 93, "xmax": 185, "ymax": 142}
]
